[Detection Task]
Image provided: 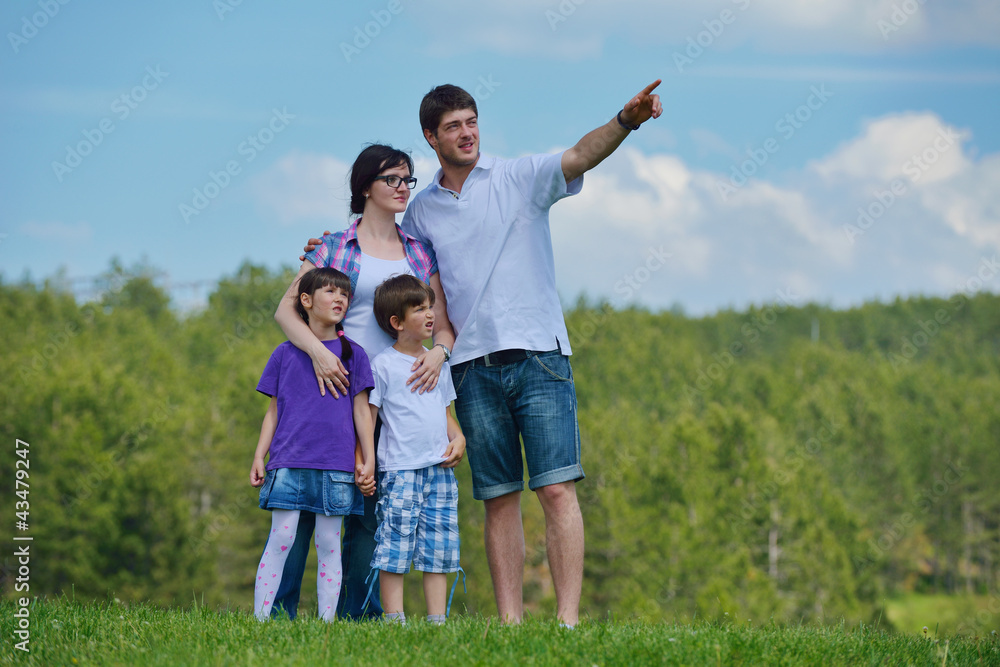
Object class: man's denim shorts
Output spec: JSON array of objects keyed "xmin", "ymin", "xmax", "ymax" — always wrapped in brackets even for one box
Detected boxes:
[
  {"xmin": 258, "ymin": 468, "xmax": 355, "ymax": 516},
  {"xmin": 451, "ymin": 349, "xmax": 584, "ymax": 501}
]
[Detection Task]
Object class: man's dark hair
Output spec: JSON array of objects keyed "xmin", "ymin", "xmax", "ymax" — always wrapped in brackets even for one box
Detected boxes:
[
  {"xmin": 419, "ymin": 84, "xmax": 478, "ymax": 137},
  {"xmin": 349, "ymin": 144, "xmax": 414, "ymax": 215},
  {"xmin": 372, "ymin": 274, "xmax": 436, "ymax": 339}
]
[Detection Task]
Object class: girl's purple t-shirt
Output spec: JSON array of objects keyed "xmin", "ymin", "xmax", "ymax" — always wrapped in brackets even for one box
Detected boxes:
[{"xmin": 257, "ymin": 337, "xmax": 373, "ymax": 472}]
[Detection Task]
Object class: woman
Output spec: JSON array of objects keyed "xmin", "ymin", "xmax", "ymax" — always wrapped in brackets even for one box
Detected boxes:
[{"xmin": 268, "ymin": 144, "xmax": 457, "ymax": 620}]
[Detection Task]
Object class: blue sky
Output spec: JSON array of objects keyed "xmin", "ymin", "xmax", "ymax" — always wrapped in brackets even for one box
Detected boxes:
[{"xmin": 2, "ymin": 0, "xmax": 999, "ymax": 314}]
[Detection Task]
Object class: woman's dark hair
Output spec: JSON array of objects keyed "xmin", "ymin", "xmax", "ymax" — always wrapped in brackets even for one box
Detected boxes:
[
  {"xmin": 295, "ymin": 267, "xmax": 354, "ymax": 362},
  {"xmin": 419, "ymin": 84, "xmax": 478, "ymax": 138},
  {"xmin": 349, "ymin": 144, "xmax": 414, "ymax": 215}
]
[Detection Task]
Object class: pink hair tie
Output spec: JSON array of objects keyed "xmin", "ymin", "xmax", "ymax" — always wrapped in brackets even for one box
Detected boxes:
[{"xmin": 337, "ymin": 330, "xmax": 345, "ymax": 337}]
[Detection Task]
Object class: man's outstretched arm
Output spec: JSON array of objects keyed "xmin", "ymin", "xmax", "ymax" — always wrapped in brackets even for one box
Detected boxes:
[{"xmin": 561, "ymin": 79, "xmax": 663, "ymax": 184}]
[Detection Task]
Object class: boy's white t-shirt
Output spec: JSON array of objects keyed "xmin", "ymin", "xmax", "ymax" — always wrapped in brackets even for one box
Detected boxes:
[{"xmin": 369, "ymin": 346, "xmax": 457, "ymax": 472}]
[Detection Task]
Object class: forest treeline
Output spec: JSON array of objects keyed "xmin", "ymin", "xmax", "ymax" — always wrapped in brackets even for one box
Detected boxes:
[{"xmin": 1, "ymin": 261, "xmax": 998, "ymax": 630}]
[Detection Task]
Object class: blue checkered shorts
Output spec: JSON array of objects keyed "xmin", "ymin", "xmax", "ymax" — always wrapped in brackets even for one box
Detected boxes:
[{"xmin": 371, "ymin": 466, "xmax": 460, "ymax": 574}]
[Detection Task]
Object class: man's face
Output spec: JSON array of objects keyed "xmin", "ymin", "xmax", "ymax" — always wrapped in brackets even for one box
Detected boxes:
[{"xmin": 426, "ymin": 108, "xmax": 479, "ymax": 168}]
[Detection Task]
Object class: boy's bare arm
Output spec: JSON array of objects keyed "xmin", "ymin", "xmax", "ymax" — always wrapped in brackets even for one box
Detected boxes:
[{"xmin": 440, "ymin": 404, "xmax": 466, "ymax": 468}]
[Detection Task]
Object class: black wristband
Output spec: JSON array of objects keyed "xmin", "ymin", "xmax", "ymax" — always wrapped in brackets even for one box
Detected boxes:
[{"xmin": 617, "ymin": 109, "xmax": 640, "ymax": 131}]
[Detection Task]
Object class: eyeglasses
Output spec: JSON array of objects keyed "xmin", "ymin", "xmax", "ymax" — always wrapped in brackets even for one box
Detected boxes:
[{"xmin": 373, "ymin": 175, "xmax": 418, "ymax": 190}]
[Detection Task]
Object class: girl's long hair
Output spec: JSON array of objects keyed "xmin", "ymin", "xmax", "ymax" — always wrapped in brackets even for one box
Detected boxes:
[{"xmin": 295, "ymin": 267, "xmax": 353, "ymax": 363}]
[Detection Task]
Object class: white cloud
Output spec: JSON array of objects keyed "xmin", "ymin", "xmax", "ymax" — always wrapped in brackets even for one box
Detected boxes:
[
  {"xmin": 411, "ymin": 155, "xmax": 441, "ymax": 196},
  {"xmin": 550, "ymin": 147, "xmax": 854, "ymax": 310},
  {"xmin": 251, "ymin": 152, "xmax": 352, "ymax": 226},
  {"xmin": 252, "ymin": 151, "xmax": 443, "ymax": 230},
  {"xmin": 811, "ymin": 113, "xmax": 970, "ymax": 185},
  {"xmin": 723, "ymin": 180, "xmax": 849, "ymax": 259},
  {"xmin": 690, "ymin": 65, "xmax": 1000, "ymax": 84},
  {"xmin": 549, "ymin": 112, "xmax": 999, "ymax": 312},
  {"xmin": 256, "ymin": 112, "xmax": 999, "ymax": 314},
  {"xmin": 803, "ymin": 112, "xmax": 1000, "ymax": 289},
  {"xmin": 920, "ymin": 153, "xmax": 1000, "ymax": 248},
  {"xmin": 408, "ymin": 0, "xmax": 1000, "ymax": 60},
  {"xmin": 18, "ymin": 221, "xmax": 93, "ymax": 242}
]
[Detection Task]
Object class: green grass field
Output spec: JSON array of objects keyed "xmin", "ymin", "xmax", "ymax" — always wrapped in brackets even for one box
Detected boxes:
[
  {"xmin": 2, "ymin": 599, "xmax": 997, "ymax": 666},
  {"xmin": 885, "ymin": 593, "xmax": 1000, "ymax": 638}
]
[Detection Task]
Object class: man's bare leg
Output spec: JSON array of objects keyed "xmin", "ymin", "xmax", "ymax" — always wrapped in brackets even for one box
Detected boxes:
[
  {"xmin": 483, "ymin": 491, "xmax": 525, "ymax": 623},
  {"xmin": 535, "ymin": 481, "xmax": 583, "ymax": 626}
]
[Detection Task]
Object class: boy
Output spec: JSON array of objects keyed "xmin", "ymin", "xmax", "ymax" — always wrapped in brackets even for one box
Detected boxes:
[{"xmin": 369, "ymin": 274, "xmax": 466, "ymax": 624}]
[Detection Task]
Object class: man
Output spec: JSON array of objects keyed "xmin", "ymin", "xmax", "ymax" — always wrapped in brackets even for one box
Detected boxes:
[{"xmin": 307, "ymin": 80, "xmax": 662, "ymax": 626}]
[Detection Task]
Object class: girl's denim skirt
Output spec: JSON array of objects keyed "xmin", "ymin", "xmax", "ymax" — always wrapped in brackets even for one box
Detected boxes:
[{"xmin": 258, "ymin": 468, "xmax": 355, "ymax": 516}]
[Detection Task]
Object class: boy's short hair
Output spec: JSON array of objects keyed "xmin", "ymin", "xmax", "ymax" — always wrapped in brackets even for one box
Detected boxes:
[
  {"xmin": 419, "ymin": 84, "xmax": 478, "ymax": 137},
  {"xmin": 373, "ymin": 274, "xmax": 435, "ymax": 339}
]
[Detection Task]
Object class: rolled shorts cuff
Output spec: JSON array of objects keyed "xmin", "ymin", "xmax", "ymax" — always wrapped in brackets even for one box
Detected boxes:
[
  {"xmin": 411, "ymin": 564, "xmax": 462, "ymax": 574},
  {"xmin": 527, "ymin": 463, "xmax": 585, "ymax": 491},
  {"xmin": 473, "ymin": 480, "xmax": 524, "ymax": 502}
]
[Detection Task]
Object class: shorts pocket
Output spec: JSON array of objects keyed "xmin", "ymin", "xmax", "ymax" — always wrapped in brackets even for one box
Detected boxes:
[
  {"xmin": 323, "ymin": 471, "xmax": 355, "ymax": 516},
  {"xmin": 386, "ymin": 502, "xmax": 419, "ymax": 537},
  {"xmin": 532, "ymin": 352, "xmax": 573, "ymax": 382},
  {"xmin": 439, "ymin": 467, "xmax": 459, "ymax": 506},
  {"xmin": 452, "ymin": 362, "xmax": 473, "ymax": 393},
  {"xmin": 379, "ymin": 472, "xmax": 419, "ymax": 537}
]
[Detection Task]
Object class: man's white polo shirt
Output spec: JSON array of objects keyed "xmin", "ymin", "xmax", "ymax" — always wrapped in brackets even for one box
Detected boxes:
[{"xmin": 401, "ymin": 152, "xmax": 583, "ymax": 365}]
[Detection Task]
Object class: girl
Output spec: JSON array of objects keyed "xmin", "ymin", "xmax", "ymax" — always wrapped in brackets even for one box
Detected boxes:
[{"xmin": 250, "ymin": 267, "xmax": 376, "ymax": 622}]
